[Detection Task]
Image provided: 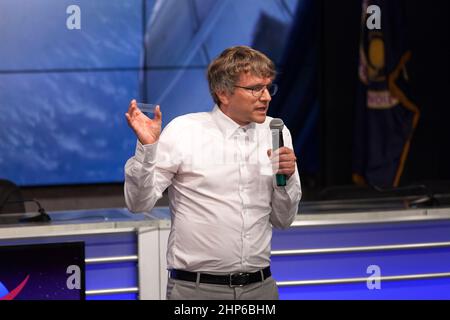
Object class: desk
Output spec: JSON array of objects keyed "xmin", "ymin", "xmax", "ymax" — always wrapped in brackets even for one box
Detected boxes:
[
  {"xmin": 1, "ymin": 207, "xmax": 450, "ymax": 299},
  {"xmin": 273, "ymin": 208, "xmax": 450, "ymax": 299},
  {"xmin": 0, "ymin": 208, "xmax": 160, "ymax": 300}
]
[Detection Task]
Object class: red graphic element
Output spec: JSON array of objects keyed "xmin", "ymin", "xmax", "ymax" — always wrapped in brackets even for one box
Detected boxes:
[{"xmin": 0, "ymin": 275, "xmax": 30, "ymax": 300}]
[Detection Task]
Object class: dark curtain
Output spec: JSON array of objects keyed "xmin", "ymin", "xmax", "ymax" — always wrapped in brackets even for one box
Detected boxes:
[{"xmin": 267, "ymin": 0, "xmax": 321, "ymax": 197}]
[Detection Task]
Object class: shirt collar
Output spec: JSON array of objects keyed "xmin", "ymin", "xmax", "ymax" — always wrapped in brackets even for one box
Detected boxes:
[{"xmin": 211, "ymin": 105, "xmax": 256, "ymax": 140}]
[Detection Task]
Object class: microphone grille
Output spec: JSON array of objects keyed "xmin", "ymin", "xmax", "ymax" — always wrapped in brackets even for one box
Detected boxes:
[{"xmin": 270, "ymin": 118, "xmax": 284, "ymax": 130}]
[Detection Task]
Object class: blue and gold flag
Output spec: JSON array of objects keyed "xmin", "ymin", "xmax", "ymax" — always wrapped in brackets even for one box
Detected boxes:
[{"xmin": 352, "ymin": 0, "xmax": 420, "ymax": 187}]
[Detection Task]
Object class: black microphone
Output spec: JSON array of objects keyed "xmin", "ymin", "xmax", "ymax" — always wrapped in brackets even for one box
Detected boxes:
[
  {"xmin": 4, "ymin": 199, "xmax": 51, "ymax": 222},
  {"xmin": 270, "ymin": 118, "xmax": 286, "ymax": 186}
]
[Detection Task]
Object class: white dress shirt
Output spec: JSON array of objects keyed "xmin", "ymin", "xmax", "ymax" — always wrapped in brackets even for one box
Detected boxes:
[{"xmin": 124, "ymin": 105, "xmax": 301, "ymax": 273}]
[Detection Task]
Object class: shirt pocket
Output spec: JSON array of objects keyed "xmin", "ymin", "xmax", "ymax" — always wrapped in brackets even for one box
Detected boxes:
[
  {"xmin": 257, "ymin": 161, "xmax": 274, "ymax": 203},
  {"xmin": 259, "ymin": 162, "xmax": 273, "ymax": 176}
]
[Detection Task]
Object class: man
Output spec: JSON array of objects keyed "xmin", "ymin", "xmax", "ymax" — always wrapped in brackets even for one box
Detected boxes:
[{"xmin": 124, "ymin": 46, "xmax": 301, "ymax": 300}]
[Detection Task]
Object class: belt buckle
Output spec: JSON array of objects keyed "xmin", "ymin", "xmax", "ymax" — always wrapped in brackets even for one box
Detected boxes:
[{"xmin": 229, "ymin": 272, "xmax": 250, "ymax": 287}]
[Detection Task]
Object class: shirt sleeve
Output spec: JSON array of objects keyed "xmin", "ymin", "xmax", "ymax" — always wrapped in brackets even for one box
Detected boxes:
[
  {"xmin": 270, "ymin": 126, "xmax": 302, "ymax": 229},
  {"xmin": 124, "ymin": 119, "xmax": 182, "ymax": 213}
]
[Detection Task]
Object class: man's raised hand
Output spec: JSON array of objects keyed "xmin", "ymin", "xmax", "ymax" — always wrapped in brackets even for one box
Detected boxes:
[{"xmin": 125, "ymin": 99, "xmax": 162, "ymax": 145}]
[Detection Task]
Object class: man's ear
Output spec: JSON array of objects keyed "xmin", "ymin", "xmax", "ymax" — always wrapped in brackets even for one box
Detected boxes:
[{"xmin": 216, "ymin": 90, "xmax": 230, "ymax": 106}]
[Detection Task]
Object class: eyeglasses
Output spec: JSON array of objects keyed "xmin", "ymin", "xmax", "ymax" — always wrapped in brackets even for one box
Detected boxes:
[{"xmin": 233, "ymin": 83, "xmax": 278, "ymax": 98}]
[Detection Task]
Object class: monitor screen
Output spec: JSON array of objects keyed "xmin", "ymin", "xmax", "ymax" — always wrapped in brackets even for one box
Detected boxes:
[{"xmin": 0, "ymin": 242, "xmax": 85, "ymax": 300}]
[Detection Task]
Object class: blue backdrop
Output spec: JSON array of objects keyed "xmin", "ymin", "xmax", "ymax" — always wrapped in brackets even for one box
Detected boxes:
[{"xmin": 0, "ymin": 0, "xmax": 314, "ymax": 186}]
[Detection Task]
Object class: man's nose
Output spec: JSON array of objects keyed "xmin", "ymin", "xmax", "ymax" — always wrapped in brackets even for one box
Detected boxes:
[{"xmin": 260, "ymin": 87, "xmax": 272, "ymax": 101}]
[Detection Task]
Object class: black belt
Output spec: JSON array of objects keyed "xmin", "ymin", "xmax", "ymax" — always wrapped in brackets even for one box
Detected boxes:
[{"xmin": 170, "ymin": 266, "xmax": 271, "ymax": 287}]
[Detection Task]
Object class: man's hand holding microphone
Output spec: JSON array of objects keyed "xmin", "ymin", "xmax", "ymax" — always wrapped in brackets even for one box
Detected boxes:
[{"xmin": 268, "ymin": 118, "xmax": 297, "ymax": 186}]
